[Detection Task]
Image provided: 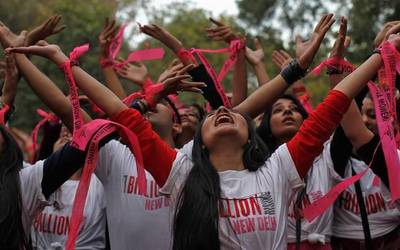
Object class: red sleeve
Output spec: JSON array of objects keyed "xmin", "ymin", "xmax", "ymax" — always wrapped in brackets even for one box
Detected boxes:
[
  {"xmin": 287, "ymin": 90, "xmax": 351, "ymax": 178},
  {"xmin": 112, "ymin": 108, "xmax": 177, "ymax": 187}
]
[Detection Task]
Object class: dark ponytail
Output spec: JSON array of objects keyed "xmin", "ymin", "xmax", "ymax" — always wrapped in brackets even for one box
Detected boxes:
[
  {"xmin": 0, "ymin": 125, "xmax": 30, "ymax": 249},
  {"xmin": 173, "ymin": 113, "xmax": 268, "ymax": 249}
]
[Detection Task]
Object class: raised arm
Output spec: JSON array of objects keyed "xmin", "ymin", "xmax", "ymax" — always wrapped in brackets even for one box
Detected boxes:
[
  {"xmin": 235, "ymin": 14, "xmax": 335, "ymax": 118},
  {"xmin": 206, "ymin": 18, "xmax": 247, "ymax": 106},
  {"xmin": 1, "ymin": 53, "xmax": 19, "ymax": 107},
  {"xmin": 98, "ymin": 18, "xmax": 127, "ymax": 99},
  {"xmin": 286, "ymin": 31, "xmax": 400, "ymax": 178},
  {"xmin": 245, "ymin": 38, "xmax": 270, "ymax": 86}
]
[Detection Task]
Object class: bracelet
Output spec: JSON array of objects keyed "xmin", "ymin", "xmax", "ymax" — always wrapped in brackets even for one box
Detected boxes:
[{"xmin": 280, "ymin": 59, "xmax": 307, "ymax": 85}]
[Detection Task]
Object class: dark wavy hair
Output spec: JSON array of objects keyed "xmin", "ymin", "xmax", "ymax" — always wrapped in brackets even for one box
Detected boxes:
[
  {"xmin": 257, "ymin": 94, "xmax": 309, "ymax": 152},
  {"xmin": 173, "ymin": 112, "xmax": 269, "ymax": 250},
  {"xmin": 0, "ymin": 125, "xmax": 30, "ymax": 249}
]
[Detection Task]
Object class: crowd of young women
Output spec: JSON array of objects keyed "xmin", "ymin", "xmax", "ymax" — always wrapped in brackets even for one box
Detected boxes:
[{"xmin": 0, "ymin": 11, "xmax": 399, "ymax": 250}]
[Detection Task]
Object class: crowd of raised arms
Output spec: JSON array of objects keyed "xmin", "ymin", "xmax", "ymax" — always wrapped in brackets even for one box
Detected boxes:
[{"xmin": 0, "ymin": 12, "xmax": 400, "ymax": 250}]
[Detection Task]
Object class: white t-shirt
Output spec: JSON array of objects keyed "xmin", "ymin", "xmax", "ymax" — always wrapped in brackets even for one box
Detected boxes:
[
  {"xmin": 31, "ymin": 175, "xmax": 106, "ymax": 250},
  {"xmin": 20, "ymin": 161, "xmax": 52, "ymax": 236},
  {"xmin": 287, "ymin": 141, "xmax": 339, "ymax": 244},
  {"xmin": 96, "ymin": 140, "xmax": 172, "ymax": 250},
  {"xmin": 332, "ymin": 157, "xmax": 400, "ymax": 239},
  {"xmin": 160, "ymin": 142, "xmax": 304, "ymax": 250}
]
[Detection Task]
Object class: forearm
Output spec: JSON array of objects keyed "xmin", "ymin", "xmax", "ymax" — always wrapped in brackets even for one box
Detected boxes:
[
  {"xmin": 1, "ymin": 75, "xmax": 19, "ymax": 106},
  {"xmin": 287, "ymin": 90, "xmax": 351, "ymax": 178},
  {"xmin": 15, "ymin": 54, "xmax": 75, "ymax": 130},
  {"xmin": 71, "ymin": 66, "xmax": 127, "ymax": 118},
  {"xmin": 252, "ymin": 63, "xmax": 270, "ymax": 87},
  {"xmin": 231, "ymin": 50, "xmax": 247, "ymax": 106},
  {"xmin": 101, "ymin": 66, "xmax": 127, "ymax": 99},
  {"xmin": 235, "ymin": 74, "xmax": 289, "ymax": 118},
  {"xmin": 333, "ymin": 54, "xmax": 382, "ymax": 99},
  {"xmin": 112, "ymin": 108, "xmax": 177, "ymax": 186}
]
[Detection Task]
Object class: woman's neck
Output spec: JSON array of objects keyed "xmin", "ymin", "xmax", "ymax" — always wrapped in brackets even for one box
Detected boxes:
[{"xmin": 209, "ymin": 142, "xmax": 245, "ymax": 172}]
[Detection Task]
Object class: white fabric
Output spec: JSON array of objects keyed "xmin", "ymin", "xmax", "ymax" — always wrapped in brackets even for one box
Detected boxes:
[
  {"xmin": 332, "ymin": 157, "xmax": 400, "ymax": 239},
  {"xmin": 96, "ymin": 140, "xmax": 172, "ymax": 250},
  {"xmin": 286, "ymin": 141, "xmax": 339, "ymax": 243},
  {"xmin": 20, "ymin": 161, "xmax": 52, "ymax": 236},
  {"xmin": 31, "ymin": 175, "xmax": 106, "ymax": 249},
  {"xmin": 160, "ymin": 142, "xmax": 303, "ymax": 250}
]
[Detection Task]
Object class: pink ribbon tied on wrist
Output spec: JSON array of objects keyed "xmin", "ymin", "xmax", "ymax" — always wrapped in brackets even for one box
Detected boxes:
[
  {"xmin": 302, "ymin": 41, "xmax": 400, "ymax": 222},
  {"xmin": 59, "ymin": 44, "xmax": 147, "ymax": 250}
]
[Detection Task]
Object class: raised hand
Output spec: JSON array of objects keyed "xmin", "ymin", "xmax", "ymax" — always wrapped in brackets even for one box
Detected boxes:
[
  {"xmin": 157, "ymin": 59, "xmax": 184, "ymax": 83},
  {"xmin": 0, "ymin": 22, "xmax": 27, "ymax": 48},
  {"xmin": 245, "ymin": 38, "xmax": 265, "ymax": 66},
  {"xmin": 6, "ymin": 40, "xmax": 68, "ymax": 65},
  {"xmin": 25, "ymin": 15, "xmax": 66, "ymax": 46},
  {"xmin": 115, "ymin": 61, "xmax": 149, "ymax": 86},
  {"xmin": 272, "ymin": 50, "xmax": 292, "ymax": 70},
  {"xmin": 206, "ymin": 18, "xmax": 239, "ymax": 43},
  {"xmin": 98, "ymin": 18, "xmax": 120, "ymax": 59},
  {"xmin": 140, "ymin": 24, "xmax": 183, "ymax": 53},
  {"xmin": 145, "ymin": 64, "xmax": 206, "ymax": 108},
  {"xmin": 330, "ymin": 17, "xmax": 351, "ymax": 58},
  {"xmin": 295, "ymin": 13, "xmax": 335, "ymax": 69}
]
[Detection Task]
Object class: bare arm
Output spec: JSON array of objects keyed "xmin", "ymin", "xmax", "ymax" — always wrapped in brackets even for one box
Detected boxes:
[
  {"xmin": 245, "ymin": 38, "xmax": 270, "ymax": 86},
  {"xmin": 235, "ymin": 14, "xmax": 335, "ymax": 118},
  {"xmin": 98, "ymin": 18, "xmax": 127, "ymax": 99},
  {"xmin": 1, "ymin": 53, "xmax": 19, "ymax": 106},
  {"xmin": 14, "ymin": 53, "xmax": 90, "ymax": 131}
]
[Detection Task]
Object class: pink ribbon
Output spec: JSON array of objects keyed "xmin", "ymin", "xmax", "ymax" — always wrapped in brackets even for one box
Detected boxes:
[
  {"xmin": 113, "ymin": 48, "xmax": 165, "ymax": 69},
  {"xmin": 190, "ymin": 39, "xmax": 245, "ymax": 108},
  {"xmin": 368, "ymin": 42, "xmax": 400, "ymax": 201},
  {"xmin": 30, "ymin": 109, "xmax": 59, "ymax": 163},
  {"xmin": 0, "ymin": 104, "xmax": 10, "ymax": 125},
  {"xmin": 109, "ymin": 24, "xmax": 128, "ymax": 62},
  {"xmin": 303, "ymin": 42, "xmax": 400, "ymax": 221},
  {"xmin": 311, "ymin": 57, "xmax": 355, "ymax": 75},
  {"xmin": 59, "ymin": 44, "xmax": 147, "ymax": 250},
  {"xmin": 297, "ymin": 93, "xmax": 314, "ymax": 113}
]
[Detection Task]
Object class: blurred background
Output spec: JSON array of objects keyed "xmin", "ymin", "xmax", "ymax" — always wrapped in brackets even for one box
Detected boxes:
[{"xmin": 0, "ymin": 0, "xmax": 398, "ymax": 130}]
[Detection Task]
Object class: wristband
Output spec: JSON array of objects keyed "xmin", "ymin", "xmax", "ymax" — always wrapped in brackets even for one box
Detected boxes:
[{"xmin": 280, "ymin": 59, "xmax": 307, "ymax": 85}]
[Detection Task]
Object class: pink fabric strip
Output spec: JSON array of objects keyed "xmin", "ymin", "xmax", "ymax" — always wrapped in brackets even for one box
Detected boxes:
[
  {"xmin": 311, "ymin": 57, "xmax": 355, "ymax": 75},
  {"xmin": 0, "ymin": 104, "xmax": 10, "ymax": 125},
  {"xmin": 372, "ymin": 41, "xmax": 400, "ymax": 201},
  {"xmin": 189, "ymin": 39, "xmax": 245, "ymax": 108},
  {"xmin": 109, "ymin": 23, "xmax": 127, "ymax": 61},
  {"xmin": 30, "ymin": 109, "xmax": 59, "ymax": 163},
  {"xmin": 112, "ymin": 48, "xmax": 165, "ymax": 69},
  {"xmin": 303, "ymin": 141, "xmax": 379, "ymax": 222},
  {"xmin": 59, "ymin": 44, "xmax": 147, "ymax": 250},
  {"xmin": 297, "ymin": 93, "xmax": 314, "ymax": 113},
  {"xmin": 122, "ymin": 91, "xmax": 144, "ymax": 106}
]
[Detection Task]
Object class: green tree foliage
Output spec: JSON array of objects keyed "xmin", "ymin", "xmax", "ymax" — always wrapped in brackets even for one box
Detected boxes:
[{"xmin": 0, "ymin": 0, "xmax": 139, "ymax": 130}]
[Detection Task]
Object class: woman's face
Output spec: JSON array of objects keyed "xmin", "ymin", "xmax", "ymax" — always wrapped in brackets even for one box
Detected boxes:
[
  {"xmin": 180, "ymin": 107, "xmax": 201, "ymax": 132},
  {"xmin": 201, "ymin": 106, "xmax": 248, "ymax": 150},
  {"xmin": 361, "ymin": 97, "xmax": 378, "ymax": 134},
  {"xmin": 269, "ymin": 98, "xmax": 304, "ymax": 142}
]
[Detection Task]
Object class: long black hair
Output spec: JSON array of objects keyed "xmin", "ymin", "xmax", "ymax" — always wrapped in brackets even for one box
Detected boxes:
[
  {"xmin": 257, "ymin": 94, "xmax": 308, "ymax": 152},
  {"xmin": 0, "ymin": 125, "xmax": 30, "ymax": 249},
  {"xmin": 173, "ymin": 112, "xmax": 269, "ymax": 250}
]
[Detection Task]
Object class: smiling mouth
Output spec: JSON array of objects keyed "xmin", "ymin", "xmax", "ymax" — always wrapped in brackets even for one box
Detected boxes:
[{"xmin": 215, "ymin": 113, "xmax": 234, "ymax": 126}]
